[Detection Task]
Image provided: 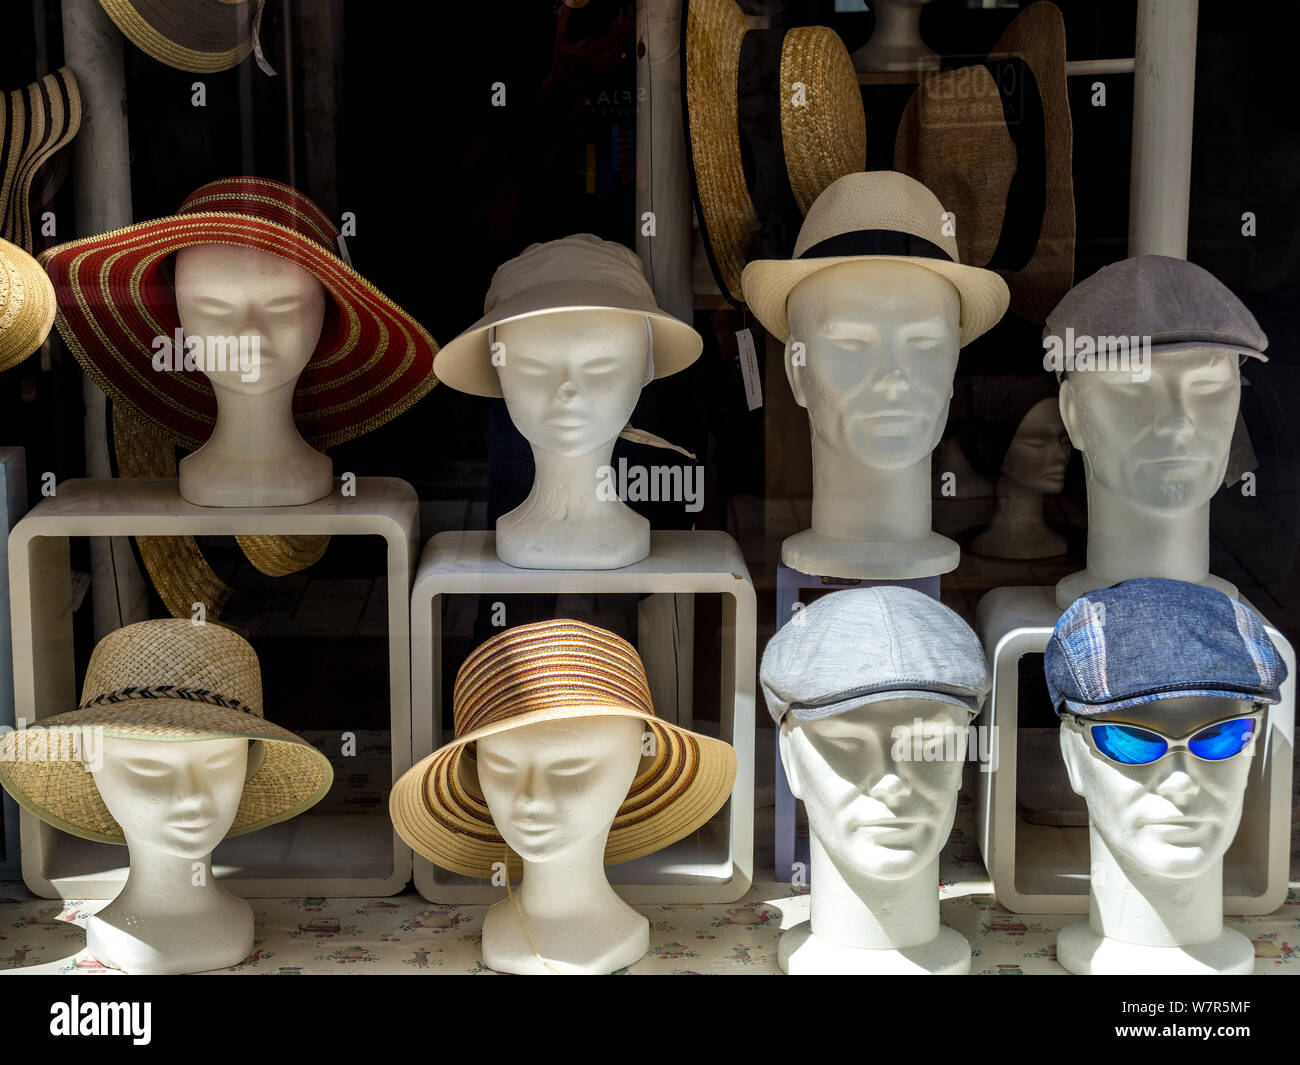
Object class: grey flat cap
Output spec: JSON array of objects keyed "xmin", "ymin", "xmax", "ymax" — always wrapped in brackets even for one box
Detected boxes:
[
  {"xmin": 760, "ymin": 587, "xmax": 991, "ymax": 725},
  {"xmin": 1044, "ymin": 255, "xmax": 1267, "ymax": 362}
]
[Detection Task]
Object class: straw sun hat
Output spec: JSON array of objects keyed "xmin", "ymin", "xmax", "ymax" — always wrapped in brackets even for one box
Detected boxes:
[
  {"xmin": 1, "ymin": 67, "xmax": 81, "ymax": 254},
  {"xmin": 684, "ymin": 0, "xmax": 866, "ymax": 307},
  {"xmin": 0, "ymin": 237, "xmax": 57, "ymax": 373},
  {"xmin": 433, "ymin": 234, "xmax": 700, "ymax": 399},
  {"xmin": 98, "ymin": 0, "xmax": 267, "ymax": 74},
  {"xmin": 741, "ymin": 169, "xmax": 1010, "ymax": 345},
  {"xmin": 390, "ymin": 619, "xmax": 738, "ymax": 879},
  {"xmin": 0, "ymin": 619, "xmax": 333, "ymax": 845},
  {"xmin": 894, "ymin": 1, "xmax": 1073, "ymax": 324}
]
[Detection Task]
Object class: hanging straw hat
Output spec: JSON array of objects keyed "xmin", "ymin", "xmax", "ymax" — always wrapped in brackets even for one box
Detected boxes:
[
  {"xmin": 894, "ymin": 1, "xmax": 1073, "ymax": 323},
  {"xmin": 0, "ymin": 237, "xmax": 57, "ymax": 373},
  {"xmin": 433, "ymin": 234, "xmax": 700, "ymax": 399},
  {"xmin": 97, "ymin": 0, "xmax": 268, "ymax": 74},
  {"xmin": 741, "ymin": 169, "xmax": 1010, "ymax": 345},
  {"xmin": 40, "ymin": 175, "xmax": 439, "ymax": 453},
  {"xmin": 390, "ymin": 619, "xmax": 737, "ymax": 879},
  {"xmin": 0, "ymin": 67, "xmax": 81, "ymax": 253},
  {"xmin": 0, "ymin": 619, "xmax": 333, "ymax": 845},
  {"xmin": 683, "ymin": 0, "xmax": 866, "ymax": 306}
]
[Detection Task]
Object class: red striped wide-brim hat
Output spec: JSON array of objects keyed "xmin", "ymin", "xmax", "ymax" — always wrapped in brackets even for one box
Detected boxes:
[
  {"xmin": 390, "ymin": 619, "xmax": 738, "ymax": 879},
  {"xmin": 39, "ymin": 176, "xmax": 439, "ymax": 451}
]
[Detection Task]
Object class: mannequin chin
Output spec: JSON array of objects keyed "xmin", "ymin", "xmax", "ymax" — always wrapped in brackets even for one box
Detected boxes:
[
  {"xmin": 777, "ymin": 699, "xmax": 972, "ymax": 974},
  {"xmin": 781, "ymin": 260, "xmax": 962, "ymax": 578},
  {"xmin": 86, "ymin": 736, "xmax": 255, "ymax": 974},
  {"xmin": 175, "ymin": 244, "xmax": 332, "ymax": 507},
  {"xmin": 477, "ymin": 715, "xmax": 649, "ymax": 974},
  {"xmin": 1056, "ymin": 695, "xmax": 1258, "ymax": 975},
  {"xmin": 1055, "ymin": 347, "xmax": 1241, "ymax": 606},
  {"xmin": 492, "ymin": 310, "xmax": 651, "ymax": 569}
]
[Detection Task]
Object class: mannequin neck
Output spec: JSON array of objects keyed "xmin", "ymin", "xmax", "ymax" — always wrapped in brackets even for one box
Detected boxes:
[
  {"xmin": 515, "ymin": 834, "xmax": 624, "ymax": 920},
  {"xmin": 111, "ymin": 840, "xmax": 224, "ymax": 915},
  {"xmin": 808, "ymin": 832, "xmax": 940, "ymax": 949},
  {"xmin": 1084, "ymin": 478, "xmax": 1211, "ymax": 584},
  {"xmin": 874, "ymin": 0, "xmax": 923, "ymax": 44},
  {"xmin": 206, "ymin": 379, "xmax": 313, "ymax": 460},
  {"xmin": 1087, "ymin": 823, "xmax": 1224, "ymax": 947},
  {"xmin": 523, "ymin": 439, "xmax": 624, "ymax": 523},
  {"xmin": 809, "ymin": 431, "xmax": 932, "ymax": 542},
  {"xmin": 993, "ymin": 480, "xmax": 1049, "ymax": 528}
]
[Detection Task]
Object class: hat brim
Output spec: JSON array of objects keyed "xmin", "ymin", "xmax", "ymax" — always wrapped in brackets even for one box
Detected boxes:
[
  {"xmin": 99, "ymin": 0, "xmax": 256, "ymax": 74},
  {"xmin": 1060, "ymin": 687, "xmax": 1279, "ymax": 719},
  {"xmin": 433, "ymin": 282, "xmax": 703, "ymax": 398},
  {"xmin": 40, "ymin": 210, "xmax": 439, "ymax": 452},
  {"xmin": 0, "ymin": 239, "xmax": 58, "ymax": 372},
  {"xmin": 741, "ymin": 253, "xmax": 1010, "ymax": 346},
  {"xmin": 0, "ymin": 701, "xmax": 334, "ymax": 845},
  {"xmin": 389, "ymin": 704, "xmax": 737, "ymax": 879},
  {"xmin": 788, "ymin": 688, "xmax": 982, "ymax": 724}
]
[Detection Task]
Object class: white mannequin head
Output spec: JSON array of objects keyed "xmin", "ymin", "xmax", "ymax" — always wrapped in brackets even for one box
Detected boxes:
[
  {"xmin": 1058, "ymin": 347, "xmax": 1240, "ymax": 514},
  {"xmin": 475, "ymin": 715, "xmax": 645, "ymax": 864},
  {"xmin": 785, "ymin": 260, "xmax": 960, "ymax": 471},
  {"xmin": 1001, "ymin": 396, "xmax": 1070, "ymax": 494},
  {"xmin": 494, "ymin": 311, "xmax": 650, "ymax": 460},
  {"xmin": 174, "ymin": 244, "xmax": 326, "ymax": 396},
  {"xmin": 90, "ymin": 735, "xmax": 251, "ymax": 860},
  {"xmin": 1060, "ymin": 696, "xmax": 1257, "ymax": 879},
  {"xmin": 779, "ymin": 699, "xmax": 969, "ymax": 880}
]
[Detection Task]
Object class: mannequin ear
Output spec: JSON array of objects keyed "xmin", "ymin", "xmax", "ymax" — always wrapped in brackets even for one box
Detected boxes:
[
  {"xmin": 1057, "ymin": 377, "xmax": 1080, "ymax": 448},
  {"xmin": 778, "ymin": 720, "xmax": 806, "ymax": 800},
  {"xmin": 1059, "ymin": 723, "xmax": 1087, "ymax": 798},
  {"xmin": 784, "ymin": 337, "xmax": 808, "ymax": 410}
]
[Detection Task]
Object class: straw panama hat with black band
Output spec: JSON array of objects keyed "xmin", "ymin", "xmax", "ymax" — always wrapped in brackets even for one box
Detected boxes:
[
  {"xmin": 433, "ymin": 234, "xmax": 700, "ymax": 399},
  {"xmin": 0, "ymin": 619, "xmax": 333, "ymax": 845},
  {"xmin": 0, "ymin": 237, "xmax": 57, "ymax": 373},
  {"xmin": 40, "ymin": 175, "xmax": 439, "ymax": 453},
  {"xmin": 741, "ymin": 170, "xmax": 1011, "ymax": 345},
  {"xmin": 390, "ymin": 619, "xmax": 738, "ymax": 879},
  {"xmin": 683, "ymin": 0, "xmax": 866, "ymax": 307},
  {"xmin": 98, "ymin": 0, "xmax": 267, "ymax": 74}
]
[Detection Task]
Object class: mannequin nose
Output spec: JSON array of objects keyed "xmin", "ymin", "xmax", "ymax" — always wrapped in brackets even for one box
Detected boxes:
[
  {"xmin": 555, "ymin": 379, "xmax": 579, "ymax": 403},
  {"xmin": 870, "ymin": 365, "xmax": 909, "ymax": 401},
  {"xmin": 867, "ymin": 770, "xmax": 911, "ymax": 802},
  {"xmin": 517, "ymin": 763, "xmax": 549, "ymax": 807},
  {"xmin": 1154, "ymin": 756, "xmax": 1199, "ymax": 804}
]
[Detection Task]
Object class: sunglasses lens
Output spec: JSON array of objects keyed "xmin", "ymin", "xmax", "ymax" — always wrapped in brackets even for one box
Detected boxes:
[
  {"xmin": 1090, "ymin": 724, "xmax": 1168, "ymax": 765},
  {"xmin": 1188, "ymin": 718, "xmax": 1256, "ymax": 761}
]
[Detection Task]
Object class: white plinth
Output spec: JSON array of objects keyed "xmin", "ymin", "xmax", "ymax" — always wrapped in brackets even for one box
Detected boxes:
[
  {"xmin": 974, "ymin": 585, "xmax": 1294, "ymax": 915},
  {"xmin": 7, "ymin": 477, "xmax": 418, "ymax": 898},
  {"xmin": 409, "ymin": 529, "xmax": 755, "ymax": 904}
]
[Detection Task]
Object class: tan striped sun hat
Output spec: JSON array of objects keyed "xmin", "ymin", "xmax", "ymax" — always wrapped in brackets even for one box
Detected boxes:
[
  {"xmin": 390, "ymin": 619, "xmax": 738, "ymax": 879},
  {"xmin": 0, "ymin": 237, "xmax": 57, "ymax": 373},
  {"xmin": 0, "ymin": 619, "xmax": 333, "ymax": 845}
]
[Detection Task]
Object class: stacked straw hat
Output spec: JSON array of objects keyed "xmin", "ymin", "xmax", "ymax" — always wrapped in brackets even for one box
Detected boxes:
[
  {"xmin": 893, "ymin": 2, "xmax": 1074, "ymax": 323},
  {"xmin": 0, "ymin": 619, "xmax": 333, "ymax": 844},
  {"xmin": 0, "ymin": 237, "xmax": 57, "ymax": 373},
  {"xmin": 390, "ymin": 619, "xmax": 738, "ymax": 878},
  {"xmin": 97, "ymin": 0, "xmax": 268, "ymax": 73},
  {"xmin": 741, "ymin": 170, "xmax": 1010, "ymax": 345},
  {"xmin": 683, "ymin": 0, "xmax": 866, "ymax": 306}
]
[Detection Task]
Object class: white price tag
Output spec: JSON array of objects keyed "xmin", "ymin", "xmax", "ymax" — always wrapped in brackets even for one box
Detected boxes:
[{"xmin": 735, "ymin": 327, "xmax": 763, "ymax": 411}]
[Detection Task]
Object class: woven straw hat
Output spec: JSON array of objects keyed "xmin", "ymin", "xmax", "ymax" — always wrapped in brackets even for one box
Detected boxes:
[
  {"xmin": 390, "ymin": 619, "xmax": 738, "ymax": 879},
  {"xmin": 98, "ymin": 0, "xmax": 266, "ymax": 73},
  {"xmin": 894, "ymin": 2, "xmax": 1073, "ymax": 323},
  {"xmin": 40, "ymin": 176, "xmax": 439, "ymax": 453},
  {"xmin": 684, "ymin": 0, "xmax": 866, "ymax": 306},
  {"xmin": 433, "ymin": 235, "xmax": 701, "ymax": 398},
  {"xmin": 0, "ymin": 619, "xmax": 333, "ymax": 845},
  {"xmin": 0, "ymin": 237, "xmax": 57, "ymax": 373},
  {"xmin": 1, "ymin": 67, "xmax": 81, "ymax": 253},
  {"xmin": 741, "ymin": 170, "xmax": 1010, "ymax": 344}
]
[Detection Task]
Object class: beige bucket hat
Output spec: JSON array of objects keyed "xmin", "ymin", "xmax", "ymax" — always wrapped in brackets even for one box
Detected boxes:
[
  {"xmin": 432, "ymin": 234, "xmax": 701, "ymax": 399},
  {"xmin": 0, "ymin": 619, "xmax": 333, "ymax": 845},
  {"xmin": 741, "ymin": 170, "xmax": 1010, "ymax": 345}
]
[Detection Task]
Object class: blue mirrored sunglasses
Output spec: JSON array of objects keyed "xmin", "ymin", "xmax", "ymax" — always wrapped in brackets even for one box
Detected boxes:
[{"xmin": 1069, "ymin": 713, "xmax": 1261, "ymax": 767}]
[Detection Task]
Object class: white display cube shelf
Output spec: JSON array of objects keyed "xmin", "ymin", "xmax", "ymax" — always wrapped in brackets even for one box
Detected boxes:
[
  {"xmin": 410, "ymin": 529, "xmax": 756, "ymax": 905},
  {"xmin": 7, "ymin": 477, "xmax": 418, "ymax": 898},
  {"xmin": 975, "ymin": 585, "xmax": 1295, "ymax": 916}
]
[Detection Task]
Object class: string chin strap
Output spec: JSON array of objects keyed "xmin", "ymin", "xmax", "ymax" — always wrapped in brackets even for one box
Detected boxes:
[{"xmin": 502, "ymin": 844, "xmax": 568, "ymax": 975}]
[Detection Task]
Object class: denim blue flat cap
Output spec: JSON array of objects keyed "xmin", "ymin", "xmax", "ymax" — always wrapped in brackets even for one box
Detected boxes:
[
  {"xmin": 761, "ymin": 587, "xmax": 991, "ymax": 725},
  {"xmin": 1045, "ymin": 578, "xmax": 1286, "ymax": 718},
  {"xmin": 1044, "ymin": 255, "xmax": 1268, "ymax": 364}
]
